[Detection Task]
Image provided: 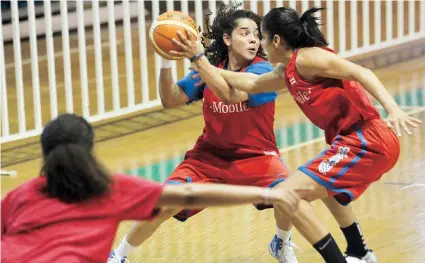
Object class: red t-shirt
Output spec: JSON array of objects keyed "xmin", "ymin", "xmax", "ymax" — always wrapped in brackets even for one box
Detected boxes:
[{"xmin": 1, "ymin": 174, "xmax": 164, "ymax": 263}]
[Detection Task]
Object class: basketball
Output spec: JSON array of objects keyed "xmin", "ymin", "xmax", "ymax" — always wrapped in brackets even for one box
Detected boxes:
[{"xmin": 149, "ymin": 11, "xmax": 199, "ymax": 60}]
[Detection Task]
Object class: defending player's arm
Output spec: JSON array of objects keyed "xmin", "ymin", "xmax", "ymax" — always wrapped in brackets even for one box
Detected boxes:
[
  {"xmin": 295, "ymin": 47, "xmax": 422, "ymax": 135},
  {"xmin": 156, "ymin": 183, "xmax": 301, "ymax": 216},
  {"xmin": 217, "ymin": 63, "xmax": 288, "ymax": 94},
  {"xmin": 159, "ymin": 59, "xmax": 205, "ymax": 108},
  {"xmin": 194, "ymin": 55, "xmax": 248, "ymax": 104}
]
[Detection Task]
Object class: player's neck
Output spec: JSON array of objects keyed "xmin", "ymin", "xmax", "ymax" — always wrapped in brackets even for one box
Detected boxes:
[
  {"xmin": 227, "ymin": 54, "xmax": 249, "ymax": 71},
  {"xmin": 280, "ymin": 50, "xmax": 292, "ymax": 65}
]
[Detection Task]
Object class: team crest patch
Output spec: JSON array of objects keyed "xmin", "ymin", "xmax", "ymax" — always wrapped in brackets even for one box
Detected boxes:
[{"xmin": 318, "ymin": 147, "xmax": 350, "ymax": 175}]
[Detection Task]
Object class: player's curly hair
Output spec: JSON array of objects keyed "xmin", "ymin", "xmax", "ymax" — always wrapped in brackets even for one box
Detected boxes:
[{"xmin": 201, "ymin": 1, "xmax": 266, "ymax": 66}]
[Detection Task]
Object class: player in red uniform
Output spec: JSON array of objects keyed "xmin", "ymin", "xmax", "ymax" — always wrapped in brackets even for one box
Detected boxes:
[
  {"xmin": 200, "ymin": 6, "xmax": 422, "ymax": 263},
  {"xmin": 109, "ymin": 3, "xmax": 299, "ymax": 263},
  {"xmin": 1, "ymin": 113, "xmax": 301, "ymax": 263},
  {"xmin": 111, "ymin": 3, "xmax": 385, "ymax": 263}
]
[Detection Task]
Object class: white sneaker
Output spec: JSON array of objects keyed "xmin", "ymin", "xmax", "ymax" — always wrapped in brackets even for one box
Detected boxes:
[
  {"xmin": 361, "ymin": 250, "xmax": 378, "ymax": 263},
  {"xmin": 268, "ymin": 235, "xmax": 299, "ymax": 263},
  {"xmin": 107, "ymin": 251, "xmax": 129, "ymax": 263},
  {"xmin": 346, "ymin": 250, "xmax": 378, "ymax": 263},
  {"xmin": 345, "ymin": 256, "xmax": 367, "ymax": 263}
]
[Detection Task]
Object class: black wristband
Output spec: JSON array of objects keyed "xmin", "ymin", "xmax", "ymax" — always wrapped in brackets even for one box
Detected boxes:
[{"xmin": 189, "ymin": 52, "xmax": 204, "ymax": 63}]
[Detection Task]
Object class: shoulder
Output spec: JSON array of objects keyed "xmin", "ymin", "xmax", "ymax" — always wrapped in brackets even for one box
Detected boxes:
[
  {"xmin": 7, "ymin": 177, "xmax": 45, "ymax": 196},
  {"xmin": 296, "ymin": 47, "xmax": 338, "ymax": 68},
  {"xmin": 295, "ymin": 47, "xmax": 319, "ymax": 68},
  {"xmin": 245, "ymin": 61, "xmax": 274, "ymax": 75},
  {"xmin": 2, "ymin": 177, "xmax": 45, "ymax": 208}
]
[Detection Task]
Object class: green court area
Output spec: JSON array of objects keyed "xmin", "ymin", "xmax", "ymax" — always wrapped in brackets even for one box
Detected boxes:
[{"xmin": 128, "ymin": 87, "xmax": 425, "ymax": 182}]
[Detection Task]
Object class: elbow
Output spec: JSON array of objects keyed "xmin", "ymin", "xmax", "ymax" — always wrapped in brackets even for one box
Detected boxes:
[
  {"xmin": 354, "ymin": 67, "xmax": 374, "ymax": 83},
  {"xmin": 161, "ymin": 100, "xmax": 172, "ymax": 109},
  {"xmin": 160, "ymin": 97, "xmax": 176, "ymax": 109},
  {"xmin": 360, "ymin": 68, "xmax": 373, "ymax": 77}
]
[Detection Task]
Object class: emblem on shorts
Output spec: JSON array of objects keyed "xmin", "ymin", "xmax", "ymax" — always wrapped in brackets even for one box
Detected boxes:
[{"xmin": 318, "ymin": 147, "xmax": 350, "ymax": 175}]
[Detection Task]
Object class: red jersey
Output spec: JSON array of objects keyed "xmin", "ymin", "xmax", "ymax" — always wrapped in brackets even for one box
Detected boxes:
[
  {"xmin": 193, "ymin": 56, "xmax": 280, "ymax": 157},
  {"xmin": 285, "ymin": 47, "xmax": 380, "ymax": 144},
  {"xmin": 1, "ymin": 174, "xmax": 164, "ymax": 263}
]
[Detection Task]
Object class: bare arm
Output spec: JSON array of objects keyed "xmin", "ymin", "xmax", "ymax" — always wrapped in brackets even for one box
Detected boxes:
[
  {"xmin": 170, "ymin": 30, "xmax": 248, "ymax": 104},
  {"xmin": 296, "ymin": 47, "xmax": 422, "ymax": 135},
  {"xmin": 296, "ymin": 48, "xmax": 400, "ymax": 112},
  {"xmin": 217, "ymin": 64, "xmax": 288, "ymax": 94},
  {"xmin": 193, "ymin": 55, "xmax": 248, "ymax": 104},
  {"xmin": 158, "ymin": 67, "xmax": 190, "ymax": 108},
  {"xmin": 156, "ymin": 183, "xmax": 301, "ymax": 216}
]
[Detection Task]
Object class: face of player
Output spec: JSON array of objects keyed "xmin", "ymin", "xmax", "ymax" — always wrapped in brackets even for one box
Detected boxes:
[
  {"xmin": 261, "ymin": 30, "xmax": 281, "ymax": 64},
  {"xmin": 223, "ymin": 18, "xmax": 260, "ymax": 63}
]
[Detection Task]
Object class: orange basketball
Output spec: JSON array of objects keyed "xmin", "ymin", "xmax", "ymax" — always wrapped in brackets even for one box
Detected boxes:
[{"xmin": 149, "ymin": 11, "xmax": 199, "ymax": 60}]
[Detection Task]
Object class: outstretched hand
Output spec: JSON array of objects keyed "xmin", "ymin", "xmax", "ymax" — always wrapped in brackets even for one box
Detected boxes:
[{"xmin": 386, "ymin": 107, "xmax": 422, "ymax": 136}]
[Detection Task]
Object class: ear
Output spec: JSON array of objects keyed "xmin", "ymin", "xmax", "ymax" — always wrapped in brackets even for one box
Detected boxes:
[
  {"xmin": 272, "ymin": 34, "xmax": 281, "ymax": 49},
  {"xmin": 223, "ymin": 33, "xmax": 231, "ymax": 47}
]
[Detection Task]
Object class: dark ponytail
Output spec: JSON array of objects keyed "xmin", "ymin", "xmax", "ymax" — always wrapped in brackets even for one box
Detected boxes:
[
  {"xmin": 40, "ymin": 113, "xmax": 111, "ymax": 203},
  {"xmin": 299, "ymin": 7, "xmax": 328, "ymax": 47},
  {"xmin": 262, "ymin": 7, "xmax": 328, "ymax": 49}
]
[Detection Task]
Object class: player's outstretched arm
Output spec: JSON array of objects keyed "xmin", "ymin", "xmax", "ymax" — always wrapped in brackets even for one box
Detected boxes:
[
  {"xmin": 217, "ymin": 63, "xmax": 288, "ymax": 94},
  {"xmin": 156, "ymin": 183, "xmax": 302, "ymax": 216},
  {"xmin": 194, "ymin": 55, "xmax": 249, "ymax": 104},
  {"xmin": 295, "ymin": 47, "xmax": 422, "ymax": 136}
]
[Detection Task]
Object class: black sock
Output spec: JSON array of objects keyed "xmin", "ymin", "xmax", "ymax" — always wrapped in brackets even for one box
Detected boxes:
[
  {"xmin": 341, "ymin": 220, "xmax": 369, "ymax": 257},
  {"xmin": 313, "ymin": 233, "xmax": 346, "ymax": 263}
]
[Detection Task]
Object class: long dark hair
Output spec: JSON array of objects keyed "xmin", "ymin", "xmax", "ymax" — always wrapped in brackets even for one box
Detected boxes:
[
  {"xmin": 40, "ymin": 113, "xmax": 111, "ymax": 203},
  {"xmin": 262, "ymin": 7, "xmax": 328, "ymax": 49},
  {"xmin": 201, "ymin": 1, "xmax": 266, "ymax": 66}
]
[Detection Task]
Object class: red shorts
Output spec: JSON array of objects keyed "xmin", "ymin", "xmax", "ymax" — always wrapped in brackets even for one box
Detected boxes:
[
  {"xmin": 165, "ymin": 149, "xmax": 290, "ymax": 222},
  {"xmin": 299, "ymin": 119, "xmax": 400, "ymax": 205}
]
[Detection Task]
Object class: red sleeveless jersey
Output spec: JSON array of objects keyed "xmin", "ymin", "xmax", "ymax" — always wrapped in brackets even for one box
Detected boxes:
[
  {"xmin": 285, "ymin": 48, "xmax": 380, "ymax": 144},
  {"xmin": 193, "ymin": 56, "xmax": 280, "ymax": 158}
]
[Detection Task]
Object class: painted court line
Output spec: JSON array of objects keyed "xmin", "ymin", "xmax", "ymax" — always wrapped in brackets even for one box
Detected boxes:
[
  {"xmin": 4, "ymin": 107, "xmax": 425, "ymax": 178},
  {"xmin": 0, "ymin": 170, "xmax": 17, "ymax": 177},
  {"xmin": 401, "ymin": 183, "xmax": 425, "ymax": 191}
]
